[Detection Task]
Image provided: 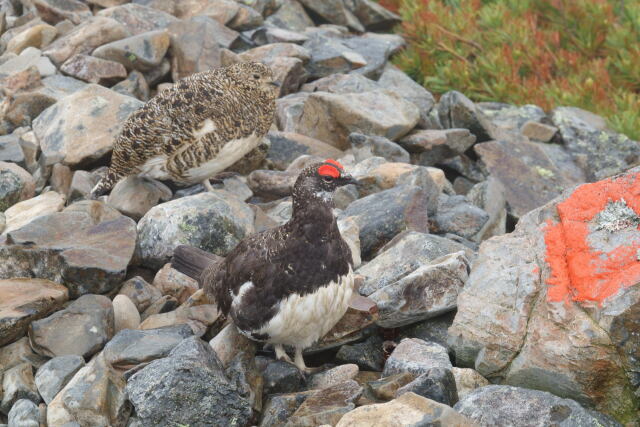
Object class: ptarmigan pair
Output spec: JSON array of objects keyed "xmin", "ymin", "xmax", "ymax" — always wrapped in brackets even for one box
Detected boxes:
[{"xmin": 95, "ymin": 62, "xmax": 359, "ymax": 372}]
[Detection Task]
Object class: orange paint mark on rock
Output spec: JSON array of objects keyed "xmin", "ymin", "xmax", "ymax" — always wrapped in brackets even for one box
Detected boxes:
[{"xmin": 544, "ymin": 173, "xmax": 640, "ymax": 304}]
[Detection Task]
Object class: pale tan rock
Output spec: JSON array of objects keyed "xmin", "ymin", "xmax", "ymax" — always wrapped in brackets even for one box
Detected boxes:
[
  {"xmin": 152, "ymin": 263, "xmax": 199, "ymax": 304},
  {"xmin": 3, "ymin": 191, "xmax": 65, "ymax": 234},
  {"xmin": 0, "ymin": 337, "xmax": 37, "ymax": 372},
  {"xmin": 0, "ymin": 278, "xmax": 68, "ymax": 347},
  {"xmin": 521, "ymin": 120, "xmax": 558, "ymax": 142},
  {"xmin": 451, "ymin": 367, "xmax": 489, "ymax": 400},
  {"xmin": 106, "ymin": 176, "xmax": 171, "ymax": 221},
  {"xmin": 112, "ymin": 294, "xmax": 140, "ymax": 332},
  {"xmin": 336, "ymin": 392, "xmax": 476, "ymax": 427},
  {"xmin": 209, "ymin": 323, "xmax": 255, "ymax": 368},
  {"xmin": 6, "ymin": 23, "xmax": 57, "ymax": 54},
  {"xmin": 60, "ymin": 54, "xmax": 128, "ymax": 84},
  {"xmin": 0, "ymin": 161, "xmax": 35, "ymax": 210},
  {"xmin": 309, "ymin": 364, "xmax": 359, "ymax": 390},
  {"xmin": 93, "ymin": 30, "xmax": 170, "ymax": 72},
  {"xmin": 49, "ymin": 163, "xmax": 72, "ymax": 196}
]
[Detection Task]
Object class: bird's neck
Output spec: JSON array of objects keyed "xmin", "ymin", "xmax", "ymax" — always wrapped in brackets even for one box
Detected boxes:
[{"xmin": 289, "ymin": 195, "xmax": 337, "ymax": 230}]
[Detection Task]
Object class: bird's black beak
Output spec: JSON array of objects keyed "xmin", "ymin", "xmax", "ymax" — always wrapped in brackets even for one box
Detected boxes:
[
  {"xmin": 338, "ymin": 174, "xmax": 360, "ymax": 187},
  {"xmin": 270, "ymin": 81, "xmax": 281, "ymax": 87}
]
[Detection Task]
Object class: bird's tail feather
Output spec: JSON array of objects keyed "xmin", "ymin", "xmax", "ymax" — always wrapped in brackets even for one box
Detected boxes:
[{"xmin": 172, "ymin": 245, "xmax": 220, "ymax": 281}]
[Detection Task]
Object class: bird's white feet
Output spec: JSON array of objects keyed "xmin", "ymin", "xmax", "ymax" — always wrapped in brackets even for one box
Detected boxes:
[
  {"xmin": 295, "ymin": 347, "xmax": 320, "ymax": 375},
  {"xmin": 201, "ymin": 179, "xmax": 215, "ymax": 192},
  {"xmin": 274, "ymin": 344, "xmax": 292, "ymax": 363}
]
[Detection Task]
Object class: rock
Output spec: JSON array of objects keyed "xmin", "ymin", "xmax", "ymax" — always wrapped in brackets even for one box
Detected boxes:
[
  {"xmin": 336, "ymin": 334, "xmax": 384, "ymax": 371},
  {"xmin": 399, "ymin": 129, "xmax": 476, "ymax": 166},
  {"xmin": 43, "ymin": 17, "xmax": 129, "ymax": 67},
  {"xmin": 466, "ymin": 177, "xmax": 507, "ymax": 241},
  {"xmin": 175, "ymin": 0, "xmax": 240, "ymax": 23},
  {"xmin": 112, "ymin": 295, "xmax": 140, "ymax": 333},
  {"xmin": 0, "ymin": 278, "xmax": 68, "ymax": 347},
  {"xmin": 125, "ymin": 336, "xmax": 252, "ymax": 427},
  {"xmin": 339, "ymin": 185, "xmax": 430, "ymax": 258},
  {"xmin": 262, "ymin": 27, "xmax": 309, "ymax": 45},
  {"xmin": 343, "ymin": 33, "xmax": 404, "ymax": 80},
  {"xmin": 292, "ymin": 90, "xmax": 419, "ymax": 150},
  {"xmin": 49, "ymin": 163, "xmax": 72, "ymax": 195},
  {"xmin": 399, "ymin": 311, "xmax": 456, "ymax": 352},
  {"xmin": 370, "ymin": 251, "xmax": 469, "ymax": 328},
  {"xmin": 336, "ymin": 392, "xmax": 474, "ymax": 427},
  {"xmin": 438, "ymin": 91, "xmax": 495, "ymax": 142},
  {"xmin": 262, "ymin": 359, "xmax": 305, "ymax": 395},
  {"xmin": 139, "ymin": 297, "xmax": 219, "ymax": 336},
  {"xmin": 345, "ymin": 0, "xmax": 401, "ymax": 31},
  {"xmin": 34, "ymin": 355, "xmax": 85, "ymax": 404},
  {"xmin": 7, "ymin": 399, "xmax": 39, "ymax": 427},
  {"xmin": 395, "ymin": 367, "xmax": 458, "ymax": 406},
  {"xmin": 476, "ymin": 102, "xmax": 546, "ymax": 132},
  {"xmin": 0, "ymin": 337, "xmax": 37, "ymax": 373},
  {"xmin": 309, "ymin": 365, "xmax": 359, "ymax": 390},
  {"xmin": 103, "ymin": 325, "xmax": 193, "ymax": 370},
  {"xmin": 0, "ymin": 209, "xmax": 136, "ymax": 297},
  {"xmin": 275, "ymin": 92, "xmax": 310, "ymax": 132},
  {"xmin": 247, "ymin": 169, "xmax": 296, "ymax": 198},
  {"xmin": 67, "ymin": 170, "xmax": 99, "ymax": 202},
  {"xmin": 96, "ymin": 4, "xmax": 178, "ymax": 35},
  {"xmin": 432, "ymin": 194, "xmax": 490, "ymax": 240},
  {"xmin": 118, "ymin": 276, "xmax": 162, "ymax": 313},
  {"xmin": 111, "ymin": 70, "xmax": 149, "ymax": 101},
  {"xmin": 377, "ymin": 64, "xmax": 435, "ymax": 127},
  {"xmin": 166, "ymin": 17, "xmax": 222, "ymax": 81},
  {"xmin": 227, "ymin": 3, "xmax": 264, "ymax": 30},
  {"xmin": 2, "ymin": 190, "xmax": 65, "ymax": 234},
  {"xmin": 454, "ymin": 385, "xmax": 620, "ymax": 427},
  {"xmin": 300, "ymin": 72, "xmax": 379, "ymax": 94},
  {"xmin": 0, "ymin": 135, "xmax": 26, "ymax": 168},
  {"xmin": 46, "ymin": 352, "xmax": 129, "ymax": 427},
  {"xmin": 93, "ymin": 30, "xmax": 170, "ymax": 72},
  {"xmin": 60, "ymin": 54, "xmax": 128, "ymax": 84},
  {"xmin": 266, "ymin": 131, "xmax": 343, "ymax": 171},
  {"xmin": 448, "ymin": 168, "xmax": 640, "ymax": 423},
  {"xmin": 383, "ymin": 339, "xmax": 452, "ymax": 377},
  {"xmin": 349, "ymin": 133, "xmax": 409, "ymax": 164},
  {"xmin": 451, "ymin": 368, "xmax": 489, "ymax": 401},
  {"xmin": 474, "ymin": 137, "xmax": 584, "ymax": 219},
  {"xmin": 265, "ymin": 0, "xmax": 314, "ymax": 32},
  {"xmin": 152, "ymin": 263, "xmax": 199, "ymax": 304},
  {"xmin": 0, "ymin": 161, "xmax": 34, "ymax": 212},
  {"xmin": 29, "ymin": 295, "xmax": 114, "ymax": 359},
  {"xmin": 521, "ymin": 120, "xmax": 557, "ymax": 142},
  {"xmin": 298, "ymin": 0, "xmax": 363, "ymax": 32},
  {"xmin": 285, "ymin": 380, "xmax": 363, "ymax": 426},
  {"xmin": 6, "ymin": 23, "xmax": 57, "ymax": 54},
  {"xmin": 551, "ymin": 106, "xmax": 640, "ymax": 181},
  {"xmin": 357, "ymin": 230, "xmax": 472, "ymax": 296},
  {"xmin": 536, "ymin": 141, "xmax": 588, "ymax": 185},
  {"xmin": 366, "ymin": 372, "xmax": 414, "ymax": 401},
  {"xmin": 302, "ymin": 33, "xmax": 368, "ymax": 80},
  {"xmin": 32, "ymin": 0, "xmax": 92, "ymax": 25},
  {"xmin": 260, "ymin": 390, "xmax": 315, "ymax": 427},
  {"xmin": 33, "ymin": 84, "xmax": 143, "ymax": 168},
  {"xmin": 209, "ymin": 323, "xmax": 255, "ymax": 368},
  {"xmin": 1, "ymin": 362, "xmax": 40, "ymax": 413},
  {"xmin": 139, "ymin": 295, "xmax": 178, "ymax": 320},
  {"xmin": 0, "ymin": 47, "xmax": 55, "ymax": 77},
  {"xmin": 106, "ymin": 176, "xmax": 171, "ymax": 221}
]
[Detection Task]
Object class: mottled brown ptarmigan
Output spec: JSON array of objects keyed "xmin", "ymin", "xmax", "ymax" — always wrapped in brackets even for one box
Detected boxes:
[{"xmin": 90, "ymin": 62, "xmax": 278, "ymax": 198}]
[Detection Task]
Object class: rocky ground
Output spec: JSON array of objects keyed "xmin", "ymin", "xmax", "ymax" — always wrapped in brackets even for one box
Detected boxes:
[{"xmin": 0, "ymin": 0, "xmax": 639, "ymax": 426}]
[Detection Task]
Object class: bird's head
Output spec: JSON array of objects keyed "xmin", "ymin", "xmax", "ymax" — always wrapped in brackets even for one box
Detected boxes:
[
  {"xmin": 229, "ymin": 61, "xmax": 279, "ymax": 95},
  {"xmin": 293, "ymin": 159, "xmax": 359, "ymax": 207}
]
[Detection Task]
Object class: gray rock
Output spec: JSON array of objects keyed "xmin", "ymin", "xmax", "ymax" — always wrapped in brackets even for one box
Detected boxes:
[
  {"xmin": 285, "ymin": 380, "xmax": 363, "ymax": 426},
  {"xmin": 247, "ymin": 169, "xmax": 296, "ymax": 198},
  {"xmin": 29, "ymin": 294, "xmax": 114, "ymax": 359},
  {"xmin": 340, "ymin": 185, "xmax": 430, "ymax": 258},
  {"xmin": 356, "ymin": 231, "xmax": 474, "ymax": 296},
  {"xmin": 433, "ymin": 194, "xmax": 490, "ymax": 240},
  {"xmin": 93, "ymin": 30, "xmax": 170, "ymax": 72},
  {"xmin": 345, "ymin": 0, "xmax": 400, "ymax": 30},
  {"xmin": 96, "ymin": 3, "xmax": 178, "ymax": 35},
  {"xmin": 439, "ymin": 154, "xmax": 486, "ymax": 183},
  {"xmin": 309, "ymin": 364, "xmax": 359, "ymax": 390},
  {"xmin": 32, "ymin": 0, "xmax": 92, "ymax": 25},
  {"xmin": 454, "ymin": 385, "xmax": 621, "ymax": 427},
  {"xmin": 136, "ymin": 192, "xmax": 254, "ymax": 269},
  {"xmin": 298, "ymin": 0, "xmax": 363, "ymax": 32},
  {"xmin": 438, "ymin": 91, "xmax": 494, "ymax": 142},
  {"xmin": 67, "ymin": 170, "xmax": 99, "ymax": 202},
  {"xmin": 300, "ymin": 72, "xmax": 379, "ymax": 94},
  {"xmin": 0, "ymin": 210, "xmax": 136, "ymax": 297},
  {"xmin": 400, "ymin": 129, "xmax": 476, "ymax": 166},
  {"xmin": 107, "ymin": 176, "xmax": 172, "ymax": 221},
  {"xmin": 399, "ymin": 311, "xmax": 456, "ymax": 352},
  {"xmin": 59, "ymin": 54, "xmax": 127, "ymax": 84},
  {"xmin": 0, "ymin": 337, "xmax": 38, "ymax": 373},
  {"xmin": 551, "ymin": 106, "xmax": 639, "ymax": 181},
  {"xmin": 383, "ymin": 338, "xmax": 452, "ymax": 377},
  {"xmin": 262, "ymin": 359, "xmax": 305, "ymax": 395},
  {"xmin": 0, "ymin": 47, "xmax": 55, "ymax": 77},
  {"xmin": 167, "ymin": 16, "xmax": 222, "ymax": 81},
  {"xmin": 377, "ymin": 64, "xmax": 435, "ymax": 127},
  {"xmin": 370, "ymin": 251, "xmax": 469, "ymax": 328},
  {"xmin": 335, "ymin": 334, "xmax": 384, "ymax": 371},
  {"xmin": 140, "ymin": 295, "xmax": 178, "ymax": 320},
  {"xmin": 265, "ymin": 0, "xmax": 314, "ymax": 32},
  {"xmin": 7, "ymin": 399, "xmax": 39, "ymax": 427},
  {"xmin": 125, "ymin": 336, "xmax": 252, "ymax": 427},
  {"xmin": 103, "ymin": 325, "xmax": 193, "ymax": 370},
  {"xmin": 396, "ymin": 367, "xmax": 458, "ymax": 406},
  {"xmin": 476, "ymin": 102, "xmax": 546, "ymax": 132},
  {"xmin": 0, "ymin": 363, "xmax": 40, "ymax": 414},
  {"xmin": 0, "ymin": 134, "xmax": 25, "ymax": 168},
  {"xmin": 118, "ymin": 276, "xmax": 162, "ymax": 313},
  {"xmin": 265, "ymin": 131, "xmax": 343, "ymax": 171},
  {"xmin": 466, "ymin": 177, "xmax": 507, "ymax": 241},
  {"xmin": 302, "ymin": 33, "xmax": 368, "ymax": 80},
  {"xmin": 344, "ymin": 33, "xmax": 404, "ymax": 80},
  {"xmin": 260, "ymin": 391, "xmax": 314, "ymax": 427},
  {"xmin": 34, "ymin": 355, "xmax": 85, "ymax": 404},
  {"xmin": 349, "ymin": 133, "xmax": 409, "ymax": 163},
  {"xmin": 111, "ymin": 70, "xmax": 149, "ymax": 101}
]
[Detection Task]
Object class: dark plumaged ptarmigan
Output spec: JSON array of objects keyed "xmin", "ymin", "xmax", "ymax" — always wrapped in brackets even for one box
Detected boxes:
[
  {"xmin": 172, "ymin": 159, "xmax": 358, "ymax": 373},
  {"xmin": 90, "ymin": 62, "xmax": 278, "ymax": 198}
]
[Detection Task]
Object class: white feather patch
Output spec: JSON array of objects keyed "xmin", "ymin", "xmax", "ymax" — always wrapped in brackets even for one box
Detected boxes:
[
  {"xmin": 193, "ymin": 119, "xmax": 217, "ymax": 140},
  {"xmin": 232, "ymin": 281, "xmax": 254, "ymax": 309},
  {"xmin": 138, "ymin": 155, "xmax": 170, "ymax": 180}
]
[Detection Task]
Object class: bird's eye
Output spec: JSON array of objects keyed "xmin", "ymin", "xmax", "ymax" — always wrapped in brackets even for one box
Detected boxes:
[
  {"xmin": 322, "ymin": 176, "xmax": 333, "ymax": 183},
  {"xmin": 252, "ymin": 74, "xmax": 260, "ymax": 80}
]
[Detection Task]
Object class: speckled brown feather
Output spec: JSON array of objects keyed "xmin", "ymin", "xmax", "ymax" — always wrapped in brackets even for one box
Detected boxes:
[{"xmin": 90, "ymin": 62, "xmax": 277, "ymax": 197}]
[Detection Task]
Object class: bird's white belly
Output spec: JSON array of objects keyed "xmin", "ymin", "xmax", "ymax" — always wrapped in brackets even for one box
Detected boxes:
[
  {"xmin": 138, "ymin": 155, "xmax": 170, "ymax": 180},
  {"xmin": 251, "ymin": 268, "xmax": 355, "ymax": 350},
  {"xmin": 185, "ymin": 132, "xmax": 261, "ymax": 183}
]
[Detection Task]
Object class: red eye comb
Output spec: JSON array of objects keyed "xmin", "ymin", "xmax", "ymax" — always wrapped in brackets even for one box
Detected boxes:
[
  {"xmin": 318, "ymin": 164, "xmax": 340, "ymax": 178},
  {"xmin": 324, "ymin": 159, "xmax": 344, "ymax": 170}
]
